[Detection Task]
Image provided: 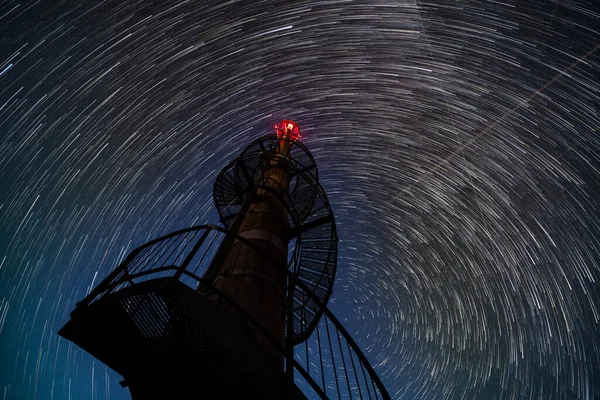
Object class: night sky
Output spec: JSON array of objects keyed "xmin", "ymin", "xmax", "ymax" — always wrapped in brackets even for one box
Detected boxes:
[{"xmin": 1, "ymin": 1, "xmax": 599, "ymax": 399}]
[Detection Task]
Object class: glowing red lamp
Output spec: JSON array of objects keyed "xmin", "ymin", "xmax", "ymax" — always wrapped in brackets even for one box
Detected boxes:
[{"xmin": 274, "ymin": 120, "xmax": 301, "ymax": 141}]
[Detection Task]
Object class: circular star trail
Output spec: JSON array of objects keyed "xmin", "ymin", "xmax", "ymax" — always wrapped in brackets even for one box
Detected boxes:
[{"xmin": 0, "ymin": 1, "xmax": 598, "ymax": 399}]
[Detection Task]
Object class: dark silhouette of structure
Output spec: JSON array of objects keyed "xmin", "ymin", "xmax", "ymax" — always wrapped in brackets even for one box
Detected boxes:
[{"xmin": 59, "ymin": 121, "xmax": 390, "ymax": 399}]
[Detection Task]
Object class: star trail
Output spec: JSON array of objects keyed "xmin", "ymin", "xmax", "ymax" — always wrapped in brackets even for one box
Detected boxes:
[{"xmin": 1, "ymin": 1, "xmax": 599, "ymax": 399}]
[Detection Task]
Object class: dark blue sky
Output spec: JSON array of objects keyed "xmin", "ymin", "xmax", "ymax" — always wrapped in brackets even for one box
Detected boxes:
[{"xmin": 1, "ymin": 1, "xmax": 599, "ymax": 399}]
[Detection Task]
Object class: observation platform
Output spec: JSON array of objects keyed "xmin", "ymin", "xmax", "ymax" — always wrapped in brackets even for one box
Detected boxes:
[{"xmin": 59, "ymin": 225, "xmax": 390, "ymax": 399}]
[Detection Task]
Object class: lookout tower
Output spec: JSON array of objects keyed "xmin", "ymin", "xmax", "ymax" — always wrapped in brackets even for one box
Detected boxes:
[{"xmin": 59, "ymin": 121, "xmax": 390, "ymax": 399}]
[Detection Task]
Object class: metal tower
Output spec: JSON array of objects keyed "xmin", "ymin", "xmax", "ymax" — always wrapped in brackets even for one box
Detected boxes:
[{"xmin": 59, "ymin": 121, "xmax": 390, "ymax": 399}]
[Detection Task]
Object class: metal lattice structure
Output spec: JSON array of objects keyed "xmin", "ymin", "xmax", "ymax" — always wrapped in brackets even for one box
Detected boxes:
[
  {"xmin": 59, "ymin": 123, "xmax": 390, "ymax": 399},
  {"xmin": 213, "ymin": 134, "xmax": 337, "ymax": 344}
]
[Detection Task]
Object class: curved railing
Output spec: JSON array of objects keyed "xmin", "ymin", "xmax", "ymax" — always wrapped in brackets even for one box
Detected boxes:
[
  {"xmin": 74, "ymin": 225, "xmax": 390, "ymax": 399},
  {"xmin": 212, "ymin": 134, "xmax": 338, "ymax": 343}
]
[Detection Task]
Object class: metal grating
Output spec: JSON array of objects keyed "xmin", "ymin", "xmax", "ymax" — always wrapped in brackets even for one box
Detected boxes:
[{"xmin": 212, "ymin": 134, "xmax": 337, "ymax": 343}]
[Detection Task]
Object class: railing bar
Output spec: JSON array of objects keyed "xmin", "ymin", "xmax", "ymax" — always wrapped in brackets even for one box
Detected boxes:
[
  {"xmin": 293, "ymin": 296, "xmax": 318, "ymax": 325},
  {"xmin": 288, "ymin": 214, "xmax": 333, "ymax": 239},
  {"xmin": 347, "ymin": 341, "xmax": 364, "ymax": 400},
  {"xmin": 219, "ymin": 169, "xmax": 237, "ymax": 188},
  {"xmin": 371, "ymin": 364, "xmax": 379, "ymax": 400},
  {"xmin": 296, "ymin": 268, "xmax": 333, "ymax": 291},
  {"xmin": 325, "ymin": 316, "xmax": 341, "ymax": 400},
  {"xmin": 296, "ymin": 237, "xmax": 332, "ymax": 243},
  {"xmin": 169, "ymin": 233, "xmax": 189, "ymax": 266},
  {"xmin": 305, "ymin": 332, "xmax": 310, "ymax": 377},
  {"xmin": 306, "ymin": 202, "xmax": 330, "ymax": 220},
  {"xmin": 175, "ymin": 228, "xmax": 210, "ymax": 282},
  {"xmin": 175, "ymin": 230, "xmax": 198, "ymax": 264},
  {"xmin": 359, "ymin": 348, "xmax": 373, "ymax": 400},
  {"xmin": 126, "ymin": 246, "xmax": 150, "ymax": 274},
  {"xmin": 172, "ymin": 231, "xmax": 194, "ymax": 263},
  {"xmin": 123, "ymin": 266, "xmax": 235, "ymax": 285},
  {"xmin": 297, "ymin": 275, "xmax": 329, "ymax": 292},
  {"xmin": 319, "ymin": 301, "xmax": 390, "ymax": 400},
  {"xmin": 316, "ymin": 322, "xmax": 326, "ymax": 396},
  {"xmin": 300, "ymin": 247, "xmax": 336, "ymax": 254},
  {"xmin": 336, "ymin": 321, "xmax": 353, "ymax": 398},
  {"xmin": 160, "ymin": 231, "xmax": 191, "ymax": 268},
  {"xmin": 76, "ymin": 226, "xmax": 211, "ymax": 309},
  {"xmin": 129, "ymin": 239, "xmax": 165, "ymax": 273},
  {"xmin": 293, "ymin": 308, "xmax": 312, "ymax": 325},
  {"xmin": 130, "ymin": 238, "xmax": 167, "ymax": 274},
  {"xmin": 126, "ymin": 266, "xmax": 181, "ymax": 280},
  {"xmin": 292, "ymin": 360, "xmax": 328, "ymax": 400},
  {"xmin": 293, "ymin": 285, "xmax": 324, "ymax": 318},
  {"xmin": 299, "ymin": 257, "xmax": 333, "ymax": 267},
  {"xmin": 149, "ymin": 235, "xmax": 181, "ymax": 271},
  {"xmin": 191, "ymin": 230, "xmax": 220, "ymax": 275},
  {"xmin": 288, "ymin": 163, "xmax": 316, "ymax": 179},
  {"xmin": 298, "ymin": 267, "xmax": 327, "ymax": 289},
  {"xmin": 147, "ymin": 235, "xmax": 179, "ymax": 271},
  {"xmin": 219, "ymin": 211, "xmax": 236, "ymax": 224},
  {"xmin": 144, "ymin": 226, "xmax": 211, "ymax": 246}
]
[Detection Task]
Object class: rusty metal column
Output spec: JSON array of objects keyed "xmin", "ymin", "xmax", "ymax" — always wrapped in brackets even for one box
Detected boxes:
[{"xmin": 210, "ymin": 137, "xmax": 293, "ymax": 368}]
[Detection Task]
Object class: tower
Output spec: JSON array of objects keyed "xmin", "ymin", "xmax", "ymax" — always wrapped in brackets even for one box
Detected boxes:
[{"xmin": 59, "ymin": 121, "xmax": 390, "ymax": 399}]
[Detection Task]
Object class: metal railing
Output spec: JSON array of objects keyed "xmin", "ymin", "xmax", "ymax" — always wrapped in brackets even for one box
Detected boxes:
[
  {"xmin": 74, "ymin": 225, "xmax": 390, "ymax": 399},
  {"xmin": 289, "ymin": 298, "xmax": 389, "ymax": 400}
]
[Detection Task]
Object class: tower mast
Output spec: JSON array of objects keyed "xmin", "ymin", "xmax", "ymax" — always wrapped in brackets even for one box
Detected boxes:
[{"xmin": 59, "ymin": 121, "xmax": 390, "ymax": 399}]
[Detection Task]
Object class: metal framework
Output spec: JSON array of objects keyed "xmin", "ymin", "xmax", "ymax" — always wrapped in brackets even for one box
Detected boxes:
[
  {"xmin": 59, "ymin": 130, "xmax": 390, "ymax": 399},
  {"xmin": 213, "ymin": 134, "xmax": 337, "ymax": 344},
  {"xmin": 63, "ymin": 225, "xmax": 390, "ymax": 399}
]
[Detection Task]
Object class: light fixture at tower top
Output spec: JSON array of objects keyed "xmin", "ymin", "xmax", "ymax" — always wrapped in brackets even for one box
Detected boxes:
[{"xmin": 274, "ymin": 119, "xmax": 301, "ymax": 141}]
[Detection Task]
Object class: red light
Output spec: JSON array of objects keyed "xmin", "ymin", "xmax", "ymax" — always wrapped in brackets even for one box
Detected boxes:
[{"xmin": 275, "ymin": 120, "xmax": 301, "ymax": 141}]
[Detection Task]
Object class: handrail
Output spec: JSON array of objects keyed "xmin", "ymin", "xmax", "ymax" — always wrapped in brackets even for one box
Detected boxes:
[
  {"xmin": 76, "ymin": 225, "xmax": 215, "ymax": 309},
  {"xmin": 75, "ymin": 224, "xmax": 390, "ymax": 399},
  {"xmin": 212, "ymin": 134, "xmax": 338, "ymax": 344}
]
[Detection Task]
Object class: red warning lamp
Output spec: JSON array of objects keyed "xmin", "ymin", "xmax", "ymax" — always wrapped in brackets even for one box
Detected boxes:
[{"xmin": 274, "ymin": 120, "xmax": 301, "ymax": 141}]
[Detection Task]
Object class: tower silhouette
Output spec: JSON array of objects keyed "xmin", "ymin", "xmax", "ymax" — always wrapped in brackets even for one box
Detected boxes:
[{"xmin": 59, "ymin": 121, "xmax": 390, "ymax": 399}]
